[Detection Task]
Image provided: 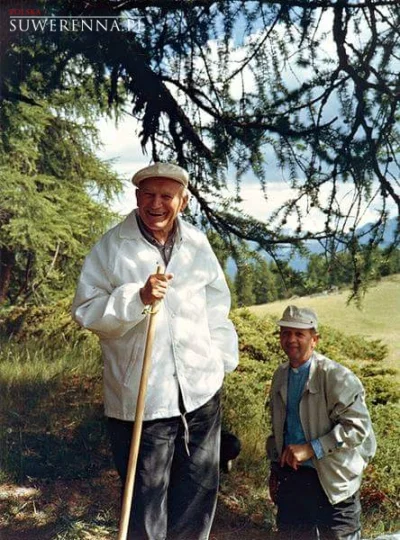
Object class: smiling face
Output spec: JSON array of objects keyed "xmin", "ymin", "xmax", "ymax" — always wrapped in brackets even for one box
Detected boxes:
[
  {"xmin": 136, "ymin": 177, "xmax": 189, "ymax": 243},
  {"xmin": 279, "ymin": 327, "xmax": 319, "ymax": 367}
]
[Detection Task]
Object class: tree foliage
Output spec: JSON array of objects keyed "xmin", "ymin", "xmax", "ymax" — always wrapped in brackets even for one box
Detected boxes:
[
  {"xmin": 228, "ymin": 245, "xmax": 400, "ymax": 306},
  {"xmin": 0, "ymin": 96, "xmax": 121, "ymax": 305},
  {"xmin": 1, "ymin": 0, "xmax": 399, "ymax": 297}
]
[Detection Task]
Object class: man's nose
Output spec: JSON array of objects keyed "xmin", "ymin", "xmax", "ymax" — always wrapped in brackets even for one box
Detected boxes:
[{"xmin": 150, "ymin": 194, "xmax": 163, "ymax": 207}]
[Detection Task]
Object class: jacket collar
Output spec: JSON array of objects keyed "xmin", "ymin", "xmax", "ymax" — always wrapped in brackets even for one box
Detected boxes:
[
  {"xmin": 118, "ymin": 209, "xmax": 142, "ymax": 240},
  {"xmin": 306, "ymin": 352, "xmax": 320, "ymax": 394}
]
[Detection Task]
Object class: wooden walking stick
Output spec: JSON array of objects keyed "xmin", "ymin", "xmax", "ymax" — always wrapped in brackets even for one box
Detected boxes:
[{"xmin": 117, "ymin": 266, "xmax": 164, "ymax": 540}]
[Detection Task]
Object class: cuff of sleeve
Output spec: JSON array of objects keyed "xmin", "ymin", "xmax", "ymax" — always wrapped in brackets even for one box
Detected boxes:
[
  {"xmin": 318, "ymin": 430, "xmax": 344, "ymax": 455},
  {"xmin": 106, "ymin": 283, "xmax": 147, "ymax": 322},
  {"xmin": 311, "ymin": 438, "xmax": 325, "ymax": 460}
]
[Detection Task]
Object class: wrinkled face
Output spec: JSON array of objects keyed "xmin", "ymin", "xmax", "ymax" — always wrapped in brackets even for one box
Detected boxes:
[
  {"xmin": 279, "ymin": 327, "xmax": 319, "ymax": 367},
  {"xmin": 136, "ymin": 177, "xmax": 188, "ymax": 241}
]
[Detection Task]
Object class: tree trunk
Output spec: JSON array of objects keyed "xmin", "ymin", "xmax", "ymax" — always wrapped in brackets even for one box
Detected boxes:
[{"xmin": 0, "ymin": 247, "xmax": 15, "ymax": 304}]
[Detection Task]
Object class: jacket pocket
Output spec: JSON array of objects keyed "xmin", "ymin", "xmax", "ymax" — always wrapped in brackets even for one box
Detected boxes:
[{"xmin": 329, "ymin": 447, "xmax": 366, "ymax": 482}]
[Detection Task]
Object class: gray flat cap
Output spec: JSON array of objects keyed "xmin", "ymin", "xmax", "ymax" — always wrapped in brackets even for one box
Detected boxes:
[
  {"xmin": 277, "ymin": 305, "xmax": 318, "ymax": 330},
  {"xmin": 132, "ymin": 162, "xmax": 189, "ymax": 188}
]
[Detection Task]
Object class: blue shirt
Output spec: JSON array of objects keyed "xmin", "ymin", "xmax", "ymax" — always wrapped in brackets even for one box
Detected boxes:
[{"xmin": 284, "ymin": 358, "xmax": 324, "ymax": 465}]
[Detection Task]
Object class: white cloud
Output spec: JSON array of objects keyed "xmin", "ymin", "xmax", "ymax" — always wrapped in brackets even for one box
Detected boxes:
[
  {"xmin": 236, "ymin": 180, "xmax": 391, "ymax": 233},
  {"xmin": 96, "ymin": 114, "xmax": 392, "ymax": 231},
  {"xmin": 97, "ymin": 115, "xmax": 147, "ymax": 175},
  {"xmin": 96, "ymin": 115, "xmax": 148, "ymax": 215}
]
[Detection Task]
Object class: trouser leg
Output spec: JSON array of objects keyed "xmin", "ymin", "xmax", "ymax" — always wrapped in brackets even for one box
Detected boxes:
[
  {"xmin": 317, "ymin": 490, "xmax": 362, "ymax": 540},
  {"xmin": 107, "ymin": 390, "xmax": 221, "ymax": 540},
  {"xmin": 275, "ymin": 466, "xmax": 362, "ymax": 540},
  {"xmin": 168, "ymin": 390, "xmax": 222, "ymax": 540},
  {"xmin": 107, "ymin": 416, "xmax": 177, "ymax": 540},
  {"xmin": 275, "ymin": 466, "xmax": 320, "ymax": 539}
]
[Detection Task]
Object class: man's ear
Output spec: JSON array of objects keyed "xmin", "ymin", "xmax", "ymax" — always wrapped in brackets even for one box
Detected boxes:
[{"xmin": 180, "ymin": 194, "xmax": 189, "ymax": 212}]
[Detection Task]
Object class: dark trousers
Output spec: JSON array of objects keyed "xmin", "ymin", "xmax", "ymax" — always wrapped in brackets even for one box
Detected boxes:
[
  {"xmin": 107, "ymin": 390, "xmax": 221, "ymax": 540},
  {"xmin": 276, "ymin": 466, "xmax": 362, "ymax": 540}
]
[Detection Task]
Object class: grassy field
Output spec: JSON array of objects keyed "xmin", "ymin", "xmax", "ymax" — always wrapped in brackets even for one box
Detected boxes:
[{"xmin": 249, "ymin": 274, "xmax": 400, "ymax": 370}]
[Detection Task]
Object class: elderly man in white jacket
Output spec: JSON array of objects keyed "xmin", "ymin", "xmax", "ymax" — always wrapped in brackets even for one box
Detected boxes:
[{"xmin": 72, "ymin": 162, "xmax": 239, "ymax": 540}]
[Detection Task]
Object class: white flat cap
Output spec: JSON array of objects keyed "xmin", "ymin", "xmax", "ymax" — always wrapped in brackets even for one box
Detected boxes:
[
  {"xmin": 278, "ymin": 305, "xmax": 318, "ymax": 330},
  {"xmin": 132, "ymin": 162, "xmax": 189, "ymax": 188}
]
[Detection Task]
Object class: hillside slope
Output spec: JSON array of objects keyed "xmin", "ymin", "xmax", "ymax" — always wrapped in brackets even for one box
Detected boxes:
[{"xmin": 249, "ymin": 274, "xmax": 400, "ymax": 368}]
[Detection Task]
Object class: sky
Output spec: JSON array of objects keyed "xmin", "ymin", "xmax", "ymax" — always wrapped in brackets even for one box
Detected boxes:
[
  {"xmin": 96, "ymin": 113, "xmax": 390, "ymax": 234},
  {"xmin": 97, "ymin": 113, "xmax": 301, "ymax": 222}
]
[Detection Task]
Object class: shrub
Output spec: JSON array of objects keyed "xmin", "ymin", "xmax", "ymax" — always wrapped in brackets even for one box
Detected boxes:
[{"xmin": 0, "ymin": 298, "xmax": 95, "ymax": 349}]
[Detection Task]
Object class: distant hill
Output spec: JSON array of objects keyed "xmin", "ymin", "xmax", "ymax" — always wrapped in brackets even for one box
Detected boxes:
[
  {"xmin": 226, "ymin": 216, "xmax": 398, "ymax": 274},
  {"xmin": 291, "ymin": 216, "xmax": 398, "ymax": 270}
]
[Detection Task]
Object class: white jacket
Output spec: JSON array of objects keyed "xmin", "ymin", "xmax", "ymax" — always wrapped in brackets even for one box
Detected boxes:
[
  {"xmin": 71, "ymin": 210, "xmax": 239, "ymax": 421},
  {"xmin": 267, "ymin": 352, "xmax": 376, "ymax": 504}
]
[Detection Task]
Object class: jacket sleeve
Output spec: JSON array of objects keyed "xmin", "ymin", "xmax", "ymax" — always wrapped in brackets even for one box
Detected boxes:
[
  {"xmin": 71, "ymin": 241, "xmax": 147, "ymax": 339},
  {"xmin": 204, "ymin": 244, "xmax": 239, "ymax": 373},
  {"xmin": 318, "ymin": 368, "xmax": 376, "ymax": 459},
  {"xmin": 266, "ymin": 414, "xmax": 279, "ymax": 462},
  {"xmin": 266, "ymin": 373, "xmax": 280, "ymax": 463}
]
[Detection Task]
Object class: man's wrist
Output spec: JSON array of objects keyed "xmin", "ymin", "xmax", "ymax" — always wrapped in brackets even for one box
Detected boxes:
[{"xmin": 139, "ymin": 287, "xmax": 150, "ymax": 305}]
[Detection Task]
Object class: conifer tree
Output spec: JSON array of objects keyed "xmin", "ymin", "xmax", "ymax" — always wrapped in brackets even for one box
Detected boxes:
[
  {"xmin": 252, "ymin": 258, "xmax": 279, "ymax": 305},
  {"xmin": 0, "ymin": 97, "xmax": 121, "ymax": 305},
  {"xmin": 235, "ymin": 263, "xmax": 256, "ymax": 307},
  {"xmin": 1, "ymin": 0, "xmax": 399, "ymax": 296}
]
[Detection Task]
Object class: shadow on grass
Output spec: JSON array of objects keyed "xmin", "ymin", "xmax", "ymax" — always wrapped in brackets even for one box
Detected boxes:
[
  {"xmin": 0, "ymin": 375, "xmax": 112, "ymax": 483},
  {"xmin": 0, "ymin": 373, "xmax": 122, "ymax": 538},
  {"xmin": 0, "ymin": 374, "xmax": 276, "ymax": 539}
]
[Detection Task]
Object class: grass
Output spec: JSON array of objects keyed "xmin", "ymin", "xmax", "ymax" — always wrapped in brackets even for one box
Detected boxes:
[{"xmin": 249, "ymin": 274, "xmax": 400, "ymax": 370}]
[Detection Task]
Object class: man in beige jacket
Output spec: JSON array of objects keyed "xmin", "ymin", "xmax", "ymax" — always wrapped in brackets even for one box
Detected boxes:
[{"xmin": 267, "ymin": 305, "xmax": 376, "ymax": 540}]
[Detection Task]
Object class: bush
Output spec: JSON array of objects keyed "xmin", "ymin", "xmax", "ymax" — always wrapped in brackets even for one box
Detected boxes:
[{"xmin": 0, "ymin": 297, "xmax": 95, "ymax": 348}]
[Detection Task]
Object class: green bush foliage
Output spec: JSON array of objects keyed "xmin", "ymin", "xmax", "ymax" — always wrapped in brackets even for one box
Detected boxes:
[{"xmin": 0, "ymin": 298, "xmax": 96, "ymax": 349}]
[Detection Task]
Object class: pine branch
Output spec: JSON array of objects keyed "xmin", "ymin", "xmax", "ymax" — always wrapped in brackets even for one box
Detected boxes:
[
  {"xmin": 111, "ymin": 0, "xmax": 400, "ymax": 10},
  {"xmin": 1, "ymin": 90, "xmax": 42, "ymax": 107}
]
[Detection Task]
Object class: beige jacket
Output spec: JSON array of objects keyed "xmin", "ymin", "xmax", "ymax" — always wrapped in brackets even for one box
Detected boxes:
[
  {"xmin": 267, "ymin": 352, "xmax": 376, "ymax": 505},
  {"xmin": 72, "ymin": 210, "xmax": 238, "ymax": 421}
]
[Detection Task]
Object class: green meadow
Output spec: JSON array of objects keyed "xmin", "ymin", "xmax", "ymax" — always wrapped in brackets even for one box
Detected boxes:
[{"xmin": 249, "ymin": 274, "xmax": 400, "ymax": 370}]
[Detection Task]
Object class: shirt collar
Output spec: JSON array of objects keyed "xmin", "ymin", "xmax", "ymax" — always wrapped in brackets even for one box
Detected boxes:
[{"xmin": 290, "ymin": 357, "xmax": 312, "ymax": 374}]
